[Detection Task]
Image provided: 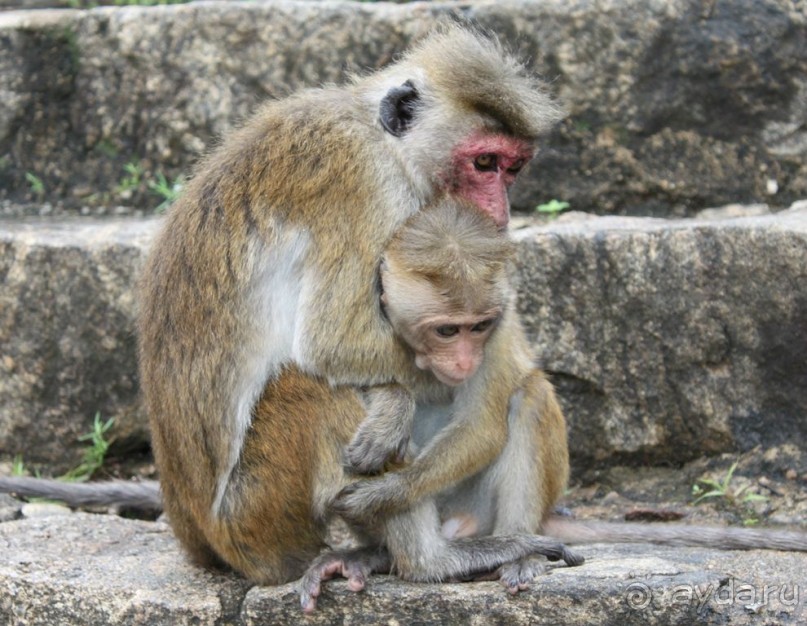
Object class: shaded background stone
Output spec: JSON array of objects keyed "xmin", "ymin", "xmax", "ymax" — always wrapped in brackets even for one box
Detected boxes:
[
  {"xmin": 0, "ymin": 0, "xmax": 804, "ymax": 217},
  {"xmin": 0, "ymin": 219, "xmax": 155, "ymax": 470},
  {"xmin": 515, "ymin": 203, "xmax": 807, "ymax": 470}
]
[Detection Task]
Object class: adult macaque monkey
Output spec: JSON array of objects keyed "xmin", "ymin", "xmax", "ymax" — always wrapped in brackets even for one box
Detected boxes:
[{"xmin": 138, "ymin": 23, "xmax": 576, "ymax": 586}]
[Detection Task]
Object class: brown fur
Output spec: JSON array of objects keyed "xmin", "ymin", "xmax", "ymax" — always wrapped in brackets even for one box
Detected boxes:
[
  {"xmin": 211, "ymin": 367, "xmax": 363, "ymax": 582},
  {"xmin": 525, "ymin": 370, "xmax": 570, "ymax": 524},
  {"xmin": 405, "ymin": 26, "xmax": 563, "ymax": 139}
]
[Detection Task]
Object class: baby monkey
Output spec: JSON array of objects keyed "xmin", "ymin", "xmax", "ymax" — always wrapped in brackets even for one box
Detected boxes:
[
  {"xmin": 344, "ymin": 196, "xmax": 512, "ymax": 477},
  {"xmin": 297, "ymin": 197, "xmax": 585, "ymax": 610}
]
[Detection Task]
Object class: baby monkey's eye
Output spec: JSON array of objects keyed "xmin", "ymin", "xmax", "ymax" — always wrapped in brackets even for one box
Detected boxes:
[
  {"xmin": 435, "ymin": 325, "xmax": 460, "ymax": 338},
  {"xmin": 474, "ymin": 154, "xmax": 497, "ymax": 172},
  {"xmin": 471, "ymin": 319, "xmax": 495, "ymax": 333}
]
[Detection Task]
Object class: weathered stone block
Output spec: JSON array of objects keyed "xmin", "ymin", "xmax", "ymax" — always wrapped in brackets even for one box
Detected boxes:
[
  {"xmin": 1, "ymin": 0, "xmax": 804, "ymax": 216},
  {"xmin": 0, "ymin": 218, "xmax": 156, "ymax": 470},
  {"xmin": 516, "ymin": 203, "xmax": 807, "ymax": 469},
  {"xmin": 1, "ymin": 512, "xmax": 805, "ymax": 625}
]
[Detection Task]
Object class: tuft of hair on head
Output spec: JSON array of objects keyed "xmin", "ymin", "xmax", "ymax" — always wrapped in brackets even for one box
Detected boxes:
[
  {"xmin": 386, "ymin": 197, "xmax": 514, "ymax": 312},
  {"xmin": 402, "ymin": 22, "xmax": 564, "ymax": 138}
]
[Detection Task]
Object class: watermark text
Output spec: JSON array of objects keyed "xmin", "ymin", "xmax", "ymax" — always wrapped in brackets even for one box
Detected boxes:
[{"xmin": 625, "ymin": 579, "xmax": 801, "ymax": 613}]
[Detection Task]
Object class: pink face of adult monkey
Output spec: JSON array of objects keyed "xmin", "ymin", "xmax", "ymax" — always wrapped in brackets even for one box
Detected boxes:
[{"xmin": 448, "ymin": 132, "xmax": 533, "ymax": 227}]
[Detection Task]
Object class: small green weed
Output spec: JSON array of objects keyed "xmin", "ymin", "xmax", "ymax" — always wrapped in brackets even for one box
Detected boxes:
[
  {"xmin": 9, "ymin": 455, "xmax": 41, "ymax": 479},
  {"xmin": 11, "ymin": 455, "xmax": 25, "ymax": 477},
  {"xmin": 535, "ymin": 199, "xmax": 570, "ymax": 219},
  {"xmin": 116, "ymin": 161, "xmax": 144, "ymax": 196},
  {"xmin": 60, "ymin": 413, "xmax": 115, "ymax": 482},
  {"xmin": 149, "ymin": 172, "xmax": 184, "ymax": 213},
  {"xmin": 691, "ymin": 461, "xmax": 768, "ymax": 506},
  {"xmin": 25, "ymin": 172, "xmax": 45, "ymax": 196}
]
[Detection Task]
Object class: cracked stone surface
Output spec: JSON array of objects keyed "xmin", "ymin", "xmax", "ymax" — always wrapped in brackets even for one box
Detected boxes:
[{"xmin": 1, "ymin": 512, "xmax": 805, "ymax": 625}]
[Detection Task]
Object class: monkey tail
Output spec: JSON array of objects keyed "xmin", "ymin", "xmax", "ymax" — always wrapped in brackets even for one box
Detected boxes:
[
  {"xmin": 0, "ymin": 476, "xmax": 163, "ymax": 512},
  {"xmin": 542, "ymin": 516, "xmax": 807, "ymax": 552}
]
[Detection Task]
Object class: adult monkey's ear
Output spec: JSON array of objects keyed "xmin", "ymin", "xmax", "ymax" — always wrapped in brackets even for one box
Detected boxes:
[{"xmin": 380, "ymin": 80, "xmax": 420, "ymax": 137}]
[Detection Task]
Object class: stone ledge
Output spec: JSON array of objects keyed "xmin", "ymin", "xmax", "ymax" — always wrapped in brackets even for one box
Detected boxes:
[
  {"xmin": 515, "ymin": 202, "xmax": 807, "ymax": 467},
  {"xmin": 1, "ymin": 512, "xmax": 804, "ymax": 625},
  {"xmin": 0, "ymin": 217, "xmax": 157, "ymax": 470},
  {"xmin": 1, "ymin": 205, "xmax": 806, "ymax": 470}
]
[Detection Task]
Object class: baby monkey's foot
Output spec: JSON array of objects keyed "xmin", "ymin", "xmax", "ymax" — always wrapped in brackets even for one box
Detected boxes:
[
  {"xmin": 495, "ymin": 544, "xmax": 583, "ymax": 593},
  {"xmin": 471, "ymin": 554, "xmax": 547, "ymax": 593},
  {"xmin": 473, "ymin": 542, "xmax": 583, "ymax": 594},
  {"xmin": 497, "ymin": 555, "xmax": 548, "ymax": 594}
]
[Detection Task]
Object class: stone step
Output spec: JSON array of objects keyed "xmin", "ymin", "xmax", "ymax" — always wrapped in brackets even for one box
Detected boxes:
[
  {"xmin": 0, "ymin": 216, "xmax": 156, "ymax": 470},
  {"xmin": 2, "ymin": 202, "xmax": 805, "ymax": 472},
  {"xmin": 515, "ymin": 202, "xmax": 807, "ymax": 469},
  {"xmin": 1, "ymin": 0, "xmax": 805, "ymax": 217},
  {"xmin": 0, "ymin": 510, "xmax": 804, "ymax": 625}
]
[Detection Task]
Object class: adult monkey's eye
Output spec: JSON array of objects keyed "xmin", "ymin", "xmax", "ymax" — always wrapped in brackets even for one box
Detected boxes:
[
  {"xmin": 435, "ymin": 325, "xmax": 459, "ymax": 338},
  {"xmin": 474, "ymin": 154, "xmax": 497, "ymax": 172},
  {"xmin": 507, "ymin": 159, "xmax": 525, "ymax": 174}
]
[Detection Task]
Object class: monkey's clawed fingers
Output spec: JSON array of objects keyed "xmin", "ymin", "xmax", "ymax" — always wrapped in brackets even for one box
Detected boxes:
[
  {"xmin": 298, "ymin": 547, "xmax": 391, "ymax": 613},
  {"xmin": 331, "ymin": 475, "xmax": 406, "ymax": 524},
  {"xmin": 344, "ymin": 431, "xmax": 409, "ymax": 476},
  {"xmin": 493, "ymin": 546, "xmax": 582, "ymax": 594}
]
